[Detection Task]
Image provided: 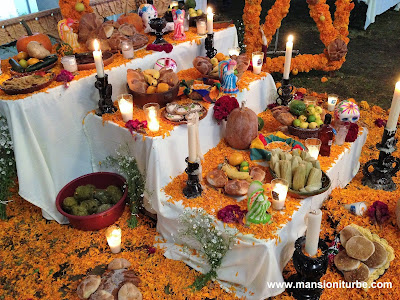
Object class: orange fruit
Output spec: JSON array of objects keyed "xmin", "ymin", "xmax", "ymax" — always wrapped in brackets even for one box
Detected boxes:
[
  {"xmin": 27, "ymin": 58, "xmax": 40, "ymax": 66},
  {"xmin": 215, "ymin": 53, "xmax": 225, "ymax": 62},
  {"xmin": 228, "ymin": 152, "xmax": 244, "ymax": 166},
  {"xmin": 292, "ymin": 68, "xmax": 299, "ymax": 76},
  {"xmin": 146, "ymin": 86, "xmax": 157, "ymax": 94},
  {"xmin": 16, "ymin": 51, "xmax": 28, "ymax": 60}
]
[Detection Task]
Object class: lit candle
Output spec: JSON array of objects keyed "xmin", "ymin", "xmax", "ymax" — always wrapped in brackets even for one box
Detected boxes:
[
  {"xmin": 93, "ymin": 39, "xmax": 104, "ymax": 78},
  {"xmin": 386, "ymin": 81, "xmax": 400, "ymax": 131},
  {"xmin": 304, "ymin": 209, "xmax": 322, "ymax": 257},
  {"xmin": 121, "ymin": 40, "xmax": 134, "ymax": 59},
  {"xmin": 118, "ymin": 94, "xmax": 133, "ymax": 122},
  {"xmin": 271, "ymin": 178, "xmax": 288, "ymax": 210},
  {"xmin": 252, "ymin": 51, "xmax": 264, "ymax": 75},
  {"xmin": 61, "ymin": 55, "xmax": 78, "ymax": 72},
  {"xmin": 188, "ymin": 118, "xmax": 197, "ymax": 162},
  {"xmin": 228, "ymin": 47, "xmax": 240, "ymax": 56},
  {"xmin": 147, "ymin": 107, "xmax": 160, "ymax": 132},
  {"xmin": 283, "ymin": 35, "xmax": 293, "ymax": 80},
  {"xmin": 305, "ymin": 138, "xmax": 321, "ymax": 160},
  {"xmin": 196, "ymin": 19, "xmax": 207, "ymax": 35},
  {"xmin": 207, "ymin": 7, "xmax": 213, "ymax": 34},
  {"xmin": 106, "ymin": 225, "xmax": 122, "ymax": 254},
  {"xmin": 327, "ymin": 94, "xmax": 338, "ymax": 112},
  {"xmin": 171, "ymin": 1, "xmax": 178, "ymax": 8}
]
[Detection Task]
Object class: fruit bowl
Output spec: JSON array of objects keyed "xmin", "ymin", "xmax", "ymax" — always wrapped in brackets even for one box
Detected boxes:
[
  {"xmin": 288, "ymin": 125, "xmax": 321, "ymax": 139},
  {"xmin": 56, "ymin": 172, "xmax": 127, "ymax": 231},
  {"xmin": 127, "ymin": 82, "xmax": 180, "ymax": 108},
  {"xmin": 269, "ymin": 167, "xmax": 331, "ymax": 199}
]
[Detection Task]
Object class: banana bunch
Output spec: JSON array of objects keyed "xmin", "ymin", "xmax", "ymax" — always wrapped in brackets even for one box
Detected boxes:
[
  {"xmin": 143, "ymin": 69, "xmax": 160, "ymax": 86},
  {"xmin": 220, "ymin": 161, "xmax": 252, "ymax": 181}
]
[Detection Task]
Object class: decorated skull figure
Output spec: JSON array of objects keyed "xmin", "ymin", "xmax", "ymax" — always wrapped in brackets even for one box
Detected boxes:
[
  {"xmin": 138, "ymin": 4, "xmax": 174, "ymax": 34},
  {"xmin": 334, "ymin": 100, "xmax": 360, "ymax": 123}
]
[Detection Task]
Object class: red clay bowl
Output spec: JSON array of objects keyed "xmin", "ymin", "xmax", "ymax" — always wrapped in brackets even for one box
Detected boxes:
[{"xmin": 56, "ymin": 172, "xmax": 127, "ymax": 231}]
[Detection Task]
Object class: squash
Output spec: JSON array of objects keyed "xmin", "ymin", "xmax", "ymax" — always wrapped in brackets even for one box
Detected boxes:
[
  {"xmin": 117, "ymin": 13, "xmax": 144, "ymax": 32},
  {"xmin": 225, "ymin": 101, "xmax": 258, "ymax": 150},
  {"xmin": 16, "ymin": 20, "xmax": 52, "ymax": 53}
]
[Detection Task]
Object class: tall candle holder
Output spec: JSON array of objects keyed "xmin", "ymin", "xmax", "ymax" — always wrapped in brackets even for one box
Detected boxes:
[
  {"xmin": 276, "ymin": 78, "xmax": 294, "ymax": 106},
  {"xmin": 362, "ymin": 128, "xmax": 400, "ymax": 191},
  {"xmin": 183, "ymin": 157, "xmax": 203, "ymax": 198},
  {"xmin": 205, "ymin": 33, "xmax": 217, "ymax": 59},
  {"xmin": 287, "ymin": 236, "xmax": 328, "ymax": 300},
  {"xmin": 95, "ymin": 74, "xmax": 116, "ymax": 116}
]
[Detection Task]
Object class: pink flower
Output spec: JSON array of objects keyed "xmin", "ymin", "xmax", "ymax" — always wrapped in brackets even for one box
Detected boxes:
[
  {"xmin": 217, "ymin": 205, "xmax": 247, "ymax": 225},
  {"xmin": 56, "ymin": 70, "xmax": 74, "ymax": 83},
  {"xmin": 125, "ymin": 119, "xmax": 147, "ymax": 134}
]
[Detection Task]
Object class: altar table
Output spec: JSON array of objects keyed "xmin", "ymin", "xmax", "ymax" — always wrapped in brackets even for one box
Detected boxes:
[
  {"xmin": 0, "ymin": 26, "xmax": 238, "ymax": 224},
  {"xmin": 360, "ymin": 0, "xmax": 400, "ymax": 29}
]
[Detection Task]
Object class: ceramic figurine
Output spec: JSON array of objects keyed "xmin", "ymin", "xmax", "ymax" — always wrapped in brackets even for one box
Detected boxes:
[
  {"xmin": 138, "ymin": 4, "xmax": 174, "ymax": 34},
  {"xmin": 218, "ymin": 60, "xmax": 239, "ymax": 94},
  {"xmin": 57, "ymin": 18, "xmax": 80, "ymax": 50},
  {"xmin": 334, "ymin": 100, "xmax": 360, "ymax": 123},
  {"xmin": 246, "ymin": 181, "xmax": 271, "ymax": 225},
  {"xmin": 172, "ymin": 9, "xmax": 186, "ymax": 40}
]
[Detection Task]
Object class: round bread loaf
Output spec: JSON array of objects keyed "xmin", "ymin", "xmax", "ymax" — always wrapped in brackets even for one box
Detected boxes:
[
  {"xmin": 334, "ymin": 250, "xmax": 360, "ymax": 272},
  {"xmin": 345, "ymin": 236, "xmax": 375, "ymax": 261},
  {"xmin": 343, "ymin": 263, "xmax": 370, "ymax": 282},
  {"xmin": 340, "ymin": 226, "xmax": 362, "ymax": 247},
  {"xmin": 364, "ymin": 241, "xmax": 388, "ymax": 269}
]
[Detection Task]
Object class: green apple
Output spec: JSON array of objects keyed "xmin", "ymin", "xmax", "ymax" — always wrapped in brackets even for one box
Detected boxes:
[
  {"xmin": 293, "ymin": 119, "xmax": 301, "ymax": 127},
  {"xmin": 308, "ymin": 122, "xmax": 318, "ymax": 129},
  {"xmin": 306, "ymin": 106, "xmax": 316, "ymax": 115},
  {"xmin": 314, "ymin": 113, "xmax": 321, "ymax": 120},
  {"xmin": 75, "ymin": 2, "xmax": 85, "ymax": 12},
  {"xmin": 299, "ymin": 115, "xmax": 307, "ymax": 122},
  {"xmin": 19, "ymin": 59, "xmax": 28, "ymax": 68},
  {"xmin": 300, "ymin": 122, "xmax": 309, "ymax": 129},
  {"xmin": 197, "ymin": 9, "xmax": 203, "ymax": 16},
  {"xmin": 315, "ymin": 106, "xmax": 323, "ymax": 114},
  {"xmin": 316, "ymin": 119, "xmax": 324, "ymax": 126}
]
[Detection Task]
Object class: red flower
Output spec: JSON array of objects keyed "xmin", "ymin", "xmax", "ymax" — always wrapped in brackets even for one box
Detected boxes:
[
  {"xmin": 217, "ymin": 205, "xmax": 247, "ymax": 225},
  {"xmin": 147, "ymin": 246, "xmax": 156, "ymax": 254},
  {"xmin": 367, "ymin": 201, "xmax": 390, "ymax": 225},
  {"xmin": 213, "ymin": 96, "xmax": 239, "ymax": 123},
  {"xmin": 345, "ymin": 122, "xmax": 358, "ymax": 142},
  {"xmin": 125, "ymin": 119, "xmax": 147, "ymax": 134},
  {"xmin": 374, "ymin": 118, "xmax": 387, "ymax": 128},
  {"xmin": 146, "ymin": 43, "xmax": 173, "ymax": 53}
]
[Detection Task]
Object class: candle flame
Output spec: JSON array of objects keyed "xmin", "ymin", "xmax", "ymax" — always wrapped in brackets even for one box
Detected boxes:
[
  {"xmin": 207, "ymin": 7, "xmax": 213, "ymax": 15},
  {"xmin": 396, "ymin": 81, "xmax": 400, "ymax": 91},
  {"xmin": 93, "ymin": 39, "xmax": 100, "ymax": 51},
  {"xmin": 148, "ymin": 107, "xmax": 160, "ymax": 132},
  {"xmin": 288, "ymin": 35, "xmax": 294, "ymax": 43}
]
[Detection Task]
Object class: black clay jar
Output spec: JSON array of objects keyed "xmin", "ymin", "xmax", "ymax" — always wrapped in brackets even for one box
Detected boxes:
[
  {"xmin": 287, "ymin": 236, "xmax": 329, "ymax": 300},
  {"xmin": 149, "ymin": 18, "xmax": 167, "ymax": 44}
]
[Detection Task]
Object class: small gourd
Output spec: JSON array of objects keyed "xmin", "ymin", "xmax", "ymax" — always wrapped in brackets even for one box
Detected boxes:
[{"xmin": 225, "ymin": 101, "xmax": 258, "ymax": 150}]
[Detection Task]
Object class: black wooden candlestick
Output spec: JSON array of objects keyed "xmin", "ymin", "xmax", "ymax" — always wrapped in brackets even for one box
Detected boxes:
[
  {"xmin": 205, "ymin": 33, "xmax": 217, "ymax": 59},
  {"xmin": 287, "ymin": 236, "xmax": 328, "ymax": 300},
  {"xmin": 183, "ymin": 157, "xmax": 203, "ymax": 198},
  {"xmin": 95, "ymin": 74, "xmax": 116, "ymax": 116},
  {"xmin": 276, "ymin": 78, "xmax": 294, "ymax": 106},
  {"xmin": 362, "ymin": 128, "xmax": 400, "ymax": 191}
]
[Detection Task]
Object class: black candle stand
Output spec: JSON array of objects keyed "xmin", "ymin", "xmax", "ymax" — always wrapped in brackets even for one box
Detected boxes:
[
  {"xmin": 287, "ymin": 236, "xmax": 328, "ymax": 300},
  {"xmin": 205, "ymin": 33, "xmax": 217, "ymax": 59},
  {"xmin": 183, "ymin": 157, "xmax": 203, "ymax": 198},
  {"xmin": 276, "ymin": 78, "xmax": 294, "ymax": 106},
  {"xmin": 362, "ymin": 128, "xmax": 400, "ymax": 191},
  {"xmin": 95, "ymin": 74, "xmax": 116, "ymax": 116},
  {"xmin": 149, "ymin": 18, "xmax": 168, "ymax": 45}
]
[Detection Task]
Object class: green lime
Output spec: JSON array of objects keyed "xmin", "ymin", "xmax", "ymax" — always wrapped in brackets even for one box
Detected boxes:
[
  {"xmin": 258, "ymin": 117, "xmax": 264, "ymax": 131},
  {"xmin": 307, "ymin": 115, "xmax": 316, "ymax": 123},
  {"xmin": 19, "ymin": 59, "xmax": 28, "ymax": 69},
  {"xmin": 293, "ymin": 119, "xmax": 301, "ymax": 127}
]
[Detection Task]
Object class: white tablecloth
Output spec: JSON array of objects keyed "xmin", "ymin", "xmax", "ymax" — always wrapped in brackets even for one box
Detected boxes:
[
  {"xmin": 361, "ymin": 0, "xmax": 400, "ymax": 29},
  {"xmin": 83, "ymin": 74, "xmax": 277, "ymax": 213},
  {"xmin": 0, "ymin": 26, "xmax": 238, "ymax": 224}
]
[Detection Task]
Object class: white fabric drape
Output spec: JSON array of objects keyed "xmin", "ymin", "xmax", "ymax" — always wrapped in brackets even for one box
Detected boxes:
[{"xmin": 360, "ymin": 0, "xmax": 400, "ymax": 29}]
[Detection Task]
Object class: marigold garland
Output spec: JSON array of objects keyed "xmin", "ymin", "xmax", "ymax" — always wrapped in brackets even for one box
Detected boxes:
[
  {"xmin": 243, "ymin": 0, "xmax": 354, "ymax": 73},
  {"xmin": 59, "ymin": 0, "xmax": 93, "ymax": 21}
]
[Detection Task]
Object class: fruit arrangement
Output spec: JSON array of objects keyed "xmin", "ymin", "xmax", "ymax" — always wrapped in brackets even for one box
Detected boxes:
[
  {"xmin": 62, "ymin": 184, "xmax": 123, "ymax": 216},
  {"xmin": 188, "ymin": 7, "xmax": 203, "ymax": 18},
  {"xmin": 269, "ymin": 148, "xmax": 324, "ymax": 193},
  {"xmin": 9, "ymin": 43, "xmax": 58, "ymax": 74},
  {"xmin": 127, "ymin": 67, "xmax": 179, "ymax": 94},
  {"xmin": 206, "ymin": 153, "xmax": 266, "ymax": 196},
  {"xmin": 289, "ymin": 100, "xmax": 325, "ymax": 129}
]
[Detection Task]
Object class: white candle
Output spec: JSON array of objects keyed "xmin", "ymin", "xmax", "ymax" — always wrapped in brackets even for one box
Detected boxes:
[
  {"xmin": 121, "ymin": 40, "xmax": 134, "ymax": 59},
  {"xmin": 106, "ymin": 226, "xmax": 122, "ymax": 254},
  {"xmin": 228, "ymin": 47, "xmax": 240, "ymax": 56},
  {"xmin": 327, "ymin": 94, "xmax": 338, "ymax": 112},
  {"xmin": 308, "ymin": 148, "xmax": 320, "ymax": 160},
  {"xmin": 118, "ymin": 95, "xmax": 133, "ymax": 122},
  {"xmin": 196, "ymin": 19, "xmax": 207, "ymax": 35},
  {"xmin": 304, "ymin": 209, "xmax": 322, "ymax": 257},
  {"xmin": 93, "ymin": 39, "xmax": 104, "ymax": 78},
  {"xmin": 188, "ymin": 121, "xmax": 197, "ymax": 162},
  {"xmin": 283, "ymin": 35, "xmax": 293, "ymax": 80},
  {"xmin": 252, "ymin": 52, "xmax": 264, "ymax": 75},
  {"xmin": 147, "ymin": 107, "xmax": 160, "ymax": 132},
  {"xmin": 386, "ymin": 81, "xmax": 400, "ymax": 131},
  {"xmin": 271, "ymin": 180, "xmax": 288, "ymax": 210},
  {"xmin": 207, "ymin": 7, "xmax": 213, "ymax": 34},
  {"xmin": 305, "ymin": 138, "xmax": 321, "ymax": 160},
  {"xmin": 61, "ymin": 55, "xmax": 78, "ymax": 72}
]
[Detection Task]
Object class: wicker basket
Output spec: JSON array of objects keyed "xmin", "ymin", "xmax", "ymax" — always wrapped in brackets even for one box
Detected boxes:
[{"xmin": 288, "ymin": 125, "xmax": 320, "ymax": 139}]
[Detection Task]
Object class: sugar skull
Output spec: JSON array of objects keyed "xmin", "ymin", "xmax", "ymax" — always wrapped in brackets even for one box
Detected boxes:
[
  {"xmin": 335, "ymin": 100, "xmax": 360, "ymax": 123},
  {"xmin": 138, "ymin": 4, "xmax": 158, "ymax": 33}
]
